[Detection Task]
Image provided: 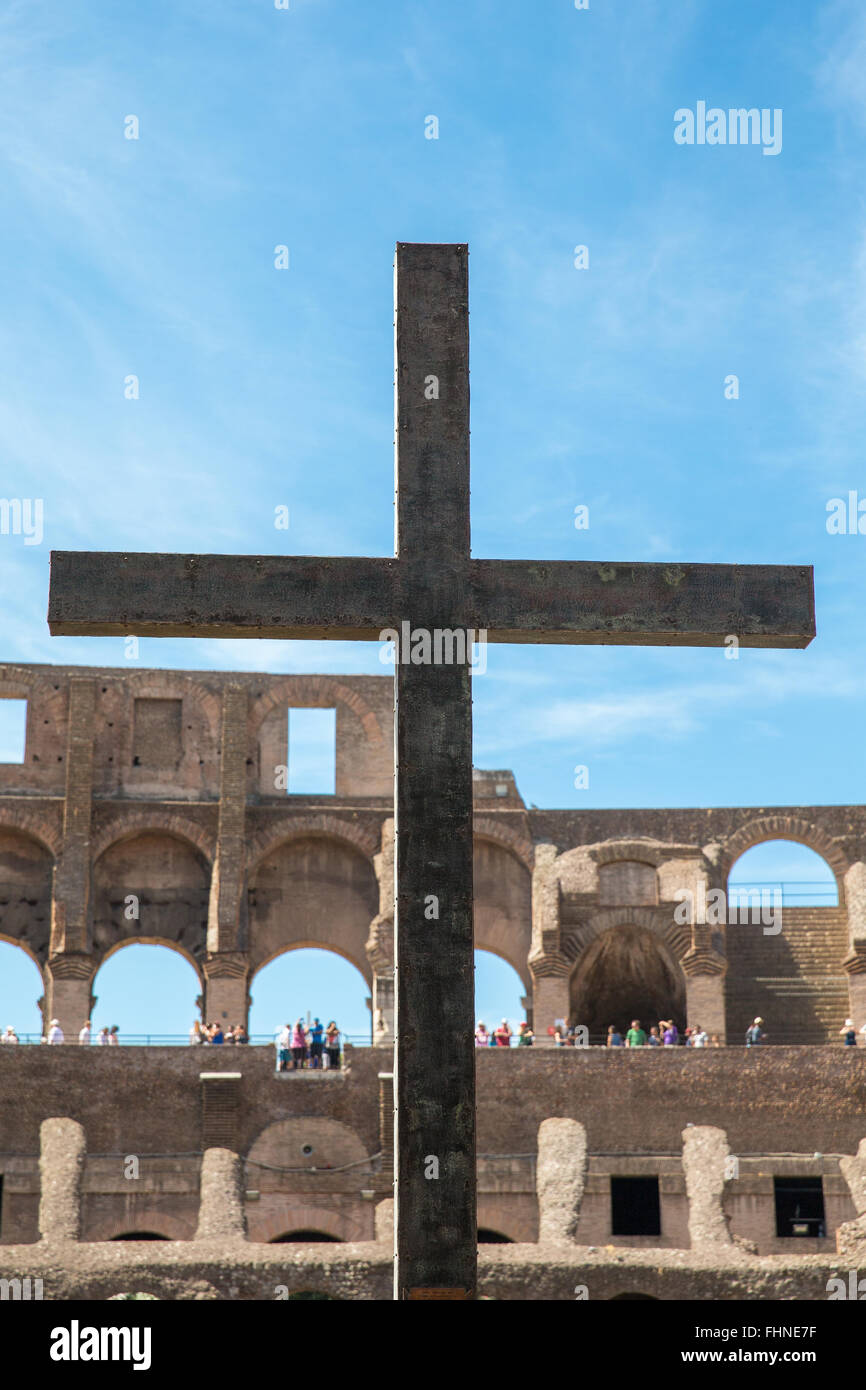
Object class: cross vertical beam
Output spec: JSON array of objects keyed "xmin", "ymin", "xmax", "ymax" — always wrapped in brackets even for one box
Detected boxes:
[{"xmin": 393, "ymin": 244, "xmax": 476, "ymax": 1298}]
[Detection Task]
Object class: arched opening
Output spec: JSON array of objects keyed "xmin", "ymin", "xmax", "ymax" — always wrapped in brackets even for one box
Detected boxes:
[
  {"xmin": 92, "ymin": 943, "xmax": 201, "ymax": 1040},
  {"xmin": 478, "ymin": 1229, "xmax": 514, "ymax": 1243},
  {"xmin": 269, "ymin": 1231, "xmax": 344, "ymax": 1243},
  {"xmin": 725, "ymin": 840, "xmax": 847, "ymax": 1045},
  {"xmin": 728, "ymin": 841, "xmax": 839, "ymax": 909},
  {"xmin": 109, "ymin": 1232, "xmax": 169, "ymax": 1241},
  {"xmin": 473, "ymin": 838, "xmax": 531, "ymax": 988},
  {"xmin": 247, "ymin": 836, "xmax": 377, "ymax": 982},
  {"xmin": 0, "ymin": 829, "xmax": 53, "ymax": 966},
  {"xmin": 570, "ymin": 925, "xmax": 685, "ymax": 1042},
  {"xmin": 474, "ymin": 949, "xmax": 528, "ymax": 1042},
  {"xmin": 0, "ymin": 939, "xmax": 44, "ymax": 1039},
  {"xmin": 249, "ymin": 948, "xmax": 371, "ymax": 1045},
  {"xmin": 92, "ymin": 832, "xmax": 209, "ymax": 964}
]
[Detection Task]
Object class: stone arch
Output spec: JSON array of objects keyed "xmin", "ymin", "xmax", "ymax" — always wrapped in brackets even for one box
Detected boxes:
[
  {"xmin": 719, "ymin": 816, "xmax": 848, "ymax": 896},
  {"xmin": 473, "ymin": 819, "xmax": 534, "ymax": 872},
  {"xmin": 247, "ymin": 833, "xmax": 379, "ymax": 977},
  {"xmin": 247, "ymin": 1117, "xmax": 369, "ymax": 1172},
  {"xmin": 248, "ymin": 816, "xmax": 378, "ymax": 870},
  {"xmin": 0, "ymin": 810, "xmax": 60, "ymax": 860},
  {"xmin": 248, "ymin": 1204, "xmax": 369, "ymax": 1244},
  {"xmin": 562, "ymin": 906, "xmax": 689, "ymax": 970},
  {"xmin": 249, "ymin": 676, "xmax": 384, "ymax": 746},
  {"xmin": 474, "ymin": 834, "xmax": 532, "ymax": 987},
  {"xmin": 0, "ymin": 826, "xmax": 55, "ymax": 964},
  {"xmin": 90, "ymin": 814, "xmax": 214, "ymax": 867},
  {"xmin": 97, "ymin": 936, "xmax": 203, "ymax": 981},
  {"xmin": 569, "ymin": 921, "xmax": 687, "ymax": 1037},
  {"xmin": 116, "ymin": 670, "xmax": 221, "ymax": 738},
  {"xmin": 85, "ymin": 1212, "xmax": 193, "ymax": 1243},
  {"xmin": 91, "ymin": 830, "xmax": 210, "ymax": 964}
]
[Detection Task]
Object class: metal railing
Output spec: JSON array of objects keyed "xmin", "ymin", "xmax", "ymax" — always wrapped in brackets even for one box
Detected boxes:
[
  {"xmin": 0, "ymin": 1033, "xmax": 374, "ymax": 1047},
  {"xmin": 727, "ymin": 880, "xmax": 838, "ymax": 906}
]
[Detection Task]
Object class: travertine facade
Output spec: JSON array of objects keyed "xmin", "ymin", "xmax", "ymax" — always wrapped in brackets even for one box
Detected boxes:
[{"xmin": 0, "ymin": 662, "xmax": 865, "ymax": 1292}]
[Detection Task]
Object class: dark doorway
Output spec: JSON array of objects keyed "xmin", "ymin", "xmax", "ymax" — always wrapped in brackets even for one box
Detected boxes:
[
  {"xmin": 610, "ymin": 1176, "xmax": 661, "ymax": 1236},
  {"xmin": 109, "ymin": 1232, "xmax": 169, "ymax": 1241},
  {"xmin": 269, "ymin": 1230, "xmax": 344, "ymax": 1243},
  {"xmin": 774, "ymin": 1177, "xmax": 825, "ymax": 1238},
  {"xmin": 570, "ymin": 925, "xmax": 685, "ymax": 1039},
  {"xmin": 477, "ymin": 1228, "xmax": 514, "ymax": 1243}
]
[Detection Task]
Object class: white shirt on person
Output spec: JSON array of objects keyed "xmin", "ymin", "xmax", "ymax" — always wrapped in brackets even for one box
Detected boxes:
[{"xmin": 48, "ymin": 1025, "xmax": 64, "ymax": 1044}]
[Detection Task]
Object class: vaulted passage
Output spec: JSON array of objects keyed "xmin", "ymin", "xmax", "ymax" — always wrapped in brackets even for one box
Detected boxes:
[{"xmin": 570, "ymin": 925, "xmax": 685, "ymax": 1040}]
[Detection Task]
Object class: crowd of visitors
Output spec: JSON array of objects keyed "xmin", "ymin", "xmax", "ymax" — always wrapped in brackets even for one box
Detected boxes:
[
  {"xmin": 275, "ymin": 1018, "xmax": 342, "ymax": 1070},
  {"xmin": 189, "ymin": 1021, "xmax": 248, "ymax": 1045},
  {"xmin": 474, "ymin": 1020, "xmax": 534, "ymax": 1046}
]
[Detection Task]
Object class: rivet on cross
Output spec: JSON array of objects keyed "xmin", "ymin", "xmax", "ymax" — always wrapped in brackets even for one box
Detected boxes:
[{"xmin": 48, "ymin": 243, "xmax": 815, "ymax": 1300}]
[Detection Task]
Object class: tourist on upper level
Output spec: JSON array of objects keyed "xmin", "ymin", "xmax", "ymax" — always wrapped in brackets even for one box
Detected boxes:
[
  {"xmin": 276, "ymin": 1023, "xmax": 291, "ymax": 1071},
  {"xmin": 494, "ymin": 1019, "xmax": 512, "ymax": 1047},
  {"xmin": 625, "ymin": 1019, "xmax": 646, "ymax": 1047},
  {"xmin": 108, "ymin": 1025, "xmax": 120, "ymax": 1046},
  {"xmin": 606, "ymin": 1025, "xmax": 623, "ymax": 1047},
  {"xmin": 208, "ymin": 1023, "xmax": 223, "ymax": 1045},
  {"xmin": 745, "ymin": 1017, "xmax": 767, "ymax": 1047},
  {"xmin": 2, "ymin": 1026, "xmax": 18, "ymax": 1044},
  {"xmin": 517, "ymin": 1022, "xmax": 534, "ymax": 1045},
  {"xmin": 233, "ymin": 1024, "xmax": 248, "ymax": 1045},
  {"xmin": 325, "ymin": 1021, "xmax": 341, "ymax": 1069},
  {"xmin": 78, "ymin": 1020, "xmax": 91, "ymax": 1046},
  {"xmin": 190, "ymin": 1020, "xmax": 203, "ymax": 1045},
  {"xmin": 840, "ymin": 1018, "xmax": 857, "ymax": 1046},
  {"xmin": 647, "ymin": 1026, "xmax": 661, "ymax": 1046},
  {"xmin": 47, "ymin": 1019, "xmax": 64, "ymax": 1044},
  {"xmin": 475, "ymin": 1021, "xmax": 490, "ymax": 1047},
  {"xmin": 661, "ymin": 1020, "xmax": 678, "ymax": 1046},
  {"xmin": 291, "ymin": 1019, "xmax": 307, "ymax": 1069},
  {"xmin": 690, "ymin": 1025, "xmax": 709, "ymax": 1047},
  {"xmin": 309, "ymin": 1018, "xmax": 325, "ymax": 1069}
]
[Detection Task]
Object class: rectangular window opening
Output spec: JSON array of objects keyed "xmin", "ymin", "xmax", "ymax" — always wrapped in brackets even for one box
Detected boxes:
[
  {"xmin": 610, "ymin": 1176, "xmax": 661, "ymax": 1236},
  {"xmin": 0, "ymin": 699, "xmax": 27, "ymax": 764},
  {"xmin": 773, "ymin": 1177, "xmax": 825, "ymax": 1238},
  {"xmin": 287, "ymin": 708, "xmax": 336, "ymax": 795}
]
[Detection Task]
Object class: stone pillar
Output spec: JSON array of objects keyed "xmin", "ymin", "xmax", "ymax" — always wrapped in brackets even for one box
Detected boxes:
[
  {"xmin": 367, "ymin": 819, "xmax": 395, "ymax": 1044},
  {"xmin": 681, "ymin": 1124, "xmax": 733, "ymax": 1250},
  {"xmin": 195, "ymin": 1147, "xmax": 247, "ymax": 1241},
  {"xmin": 843, "ymin": 862, "xmax": 866, "ymax": 1024},
  {"xmin": 532, "ymin": 975, "xmax": 571, "ymax": 1043},
  {"xmin": 204, "ymin": 686, "xmax": 250, "ymax": 1027},
  {"xmin": 375, "ymin": 1198, "xmax": 394, "ymax": 1245},
  {"xmin": 378, "ymin": 1071, "xmax": 395, "ymax": 1169},
  {"xmin": 836, "ymin": 1137, "xmax": 866, "ymax": 1259},
  {"xmin": 42, "ymin": 956, "xmax": 95, "ymax": 1042},
  {"xmin": 681, "ymin": 926, "xmax": 727, "ymax": 1042},
  {"xmin": 38, "ymin": 1117, "xmax": 85, "ymax": 1243},
  {"xmin": 536, "ymin": 1118, "xmax": 587, "ymax": 1244},
  {"xmin": 528, "ymin": 844, "xmax": 570, "ymax": 1043},
  {"xmin": 202, "ymin": 954, "xmax": 249, "ymax": 1029},
  {"xmin": 47, "ymin": 680, "xmax": 97, "ymax": 1036}
]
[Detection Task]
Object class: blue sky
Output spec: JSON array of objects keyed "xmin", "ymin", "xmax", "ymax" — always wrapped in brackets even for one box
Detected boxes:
[{"xmin": 0, "ymin": 0, "xmax": 863, "ymax": 1034}]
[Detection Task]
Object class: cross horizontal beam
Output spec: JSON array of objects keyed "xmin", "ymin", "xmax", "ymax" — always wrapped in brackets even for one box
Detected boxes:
[{"xmin": 48, "ymin": 552, "xmax": 815, "ymax": 648}]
